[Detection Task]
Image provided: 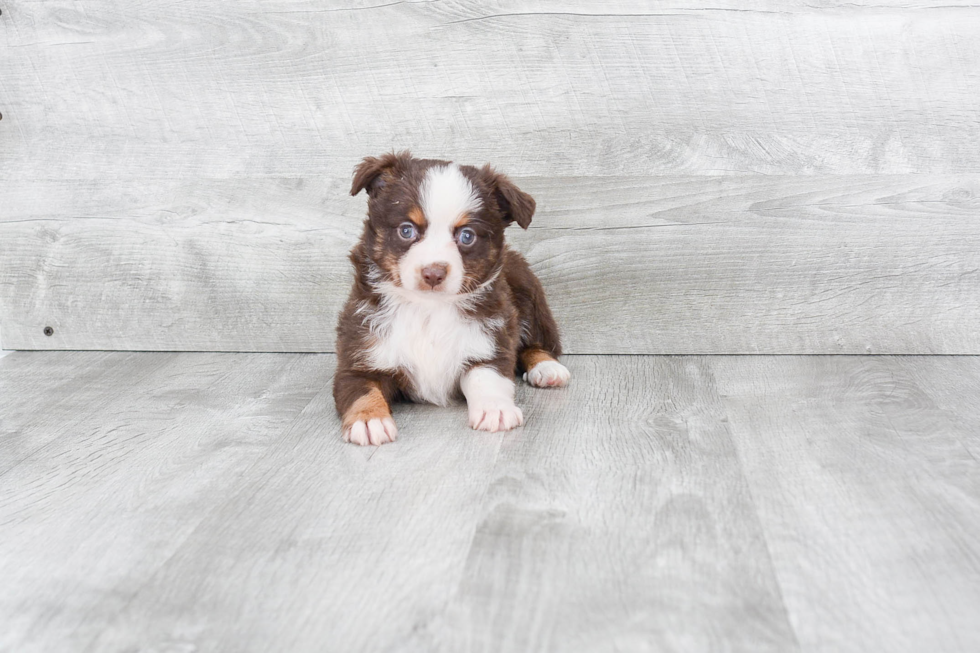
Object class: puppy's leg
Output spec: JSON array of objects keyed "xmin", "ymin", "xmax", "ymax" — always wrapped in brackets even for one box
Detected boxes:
[
  {"xmin": 333, "ymin": 373, "xmax": 398, "ymax": 446},
  {"xmin": 503, "ymin": 249, "xmax": 571, "ymax": 388},
  {"xmin": 461, "ymin": 366, "xmax": 524, "ymax": 433},
  {"xmin": 519, "ymin": 348, "xmax": 571, "ymax": 388}
]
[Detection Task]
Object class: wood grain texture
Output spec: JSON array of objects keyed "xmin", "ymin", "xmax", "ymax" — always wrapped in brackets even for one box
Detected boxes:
[
  {"xmin": 88, "ymin": 371, "xmax": 507, "ymax": 653},
  {"xmin": 2, "ymin": 1, "xmax": 978, "ymax": 352},
  {"xmin": 4, "ymin": 352, "xmax": 979, "ymax": 651},
  {"xmin": 0, "ymin": 352, "xmax": 332, "ymax": 653},
  {"xmin": 0, "ymin": 351, "xmax": 173, "ymax": 475},
  {"xmin": 0, "ymin": 177, "xmax": 355, "ymax": 352},
  {"xmin": 0, "ymin": 352, "xmax": 797, "ymax": 652},
  {"xmin": 1, "ymin": 1, "xmax": 979, "ymax": 180},
  {"xmin": 712, "ymin": 356, "xmax": 980, "ymax": 653},
  {"xmin": 2, "ymin": 175, "xmax": 978, "ymax": 353},
  {"xmin": 892, "ymin": 357, "xmax": 980, "ymax": 461},
  {"xmin": 413, "ymin": 356, "xmax": 797, "ymax": 652}
]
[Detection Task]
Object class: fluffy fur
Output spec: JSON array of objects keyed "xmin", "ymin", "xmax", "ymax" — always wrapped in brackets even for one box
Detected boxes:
[{"xmin": 334, "ymin": 151, "xmax": 569, "ymax": 445}]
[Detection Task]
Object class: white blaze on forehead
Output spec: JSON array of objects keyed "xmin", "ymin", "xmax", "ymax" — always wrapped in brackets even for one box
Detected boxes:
[
  {"xmin": 399, "ymin": 164, "xmax": 481, "ymax": 294},
  {"xmin": 420, "ymin": 164, "xmax": 482, "ymax": 232}
]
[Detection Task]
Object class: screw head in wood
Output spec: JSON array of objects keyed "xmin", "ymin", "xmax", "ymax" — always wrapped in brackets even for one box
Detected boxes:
[{"xmin": 43, "ymin": 326, "xmax": 54, "ymax": 336}]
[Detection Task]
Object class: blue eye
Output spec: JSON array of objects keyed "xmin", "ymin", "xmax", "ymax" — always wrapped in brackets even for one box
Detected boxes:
[
  {"xmin": 458, "ymin": 227, "xmax": 477, "ymax": 246},
  {"xmin": 398, "ymin": 222, "xmax": 417, "ymax": 240}
]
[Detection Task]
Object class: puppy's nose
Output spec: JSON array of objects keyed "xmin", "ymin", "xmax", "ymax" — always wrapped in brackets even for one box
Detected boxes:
[{"xmin": 421, "ymin": 263, "xmax": 449, "ymax": 289}]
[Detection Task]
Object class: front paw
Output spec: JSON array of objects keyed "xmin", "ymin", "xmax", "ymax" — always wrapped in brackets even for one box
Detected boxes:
[
  {"xmin": 343, "ymin": 417, "xmax": 398, "ymax": 446},
  {"xmin": 524, "ymin": 360, "xmax": 571, "ymax": 388},
  {"xmin": 468, "ymin": 400, "xmax": 524, "ymax": 432}
]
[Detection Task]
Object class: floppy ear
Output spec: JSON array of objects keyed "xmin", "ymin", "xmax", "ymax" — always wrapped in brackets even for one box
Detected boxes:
[
  {"xmin": 482, "ymin": 165, "xmax": 535, "ymax": 229},
  {"xmin": 351, "ymin": 151, "xmax": 411, "ymax": 197}
]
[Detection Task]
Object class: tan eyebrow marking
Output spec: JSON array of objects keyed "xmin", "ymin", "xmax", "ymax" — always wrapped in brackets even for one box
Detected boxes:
[{"xmin": 408, "ymin": 206, "xmax": 427, "ymax": 228}]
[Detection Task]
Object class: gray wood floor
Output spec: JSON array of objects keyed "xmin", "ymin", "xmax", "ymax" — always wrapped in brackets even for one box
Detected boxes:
[{"xmin": 1, "ymin": 352, "xmax": 979, "ymax": 652}]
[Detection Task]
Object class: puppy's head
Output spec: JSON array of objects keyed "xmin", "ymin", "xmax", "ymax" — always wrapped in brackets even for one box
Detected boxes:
[{"xmin": 351, "ymin": 151, "xmax": 534, "ymax": 298}]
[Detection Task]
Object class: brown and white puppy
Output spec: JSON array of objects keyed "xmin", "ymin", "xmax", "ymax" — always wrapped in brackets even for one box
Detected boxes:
[{"xmin": 333, "ymin": 151, "xmax": 569, "ymax": 445}]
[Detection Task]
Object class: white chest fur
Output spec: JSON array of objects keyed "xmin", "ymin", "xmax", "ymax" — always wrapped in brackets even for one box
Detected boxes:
[{"xmin": 365, "ymin": 298, "xmax": 497, "ymax": 406}]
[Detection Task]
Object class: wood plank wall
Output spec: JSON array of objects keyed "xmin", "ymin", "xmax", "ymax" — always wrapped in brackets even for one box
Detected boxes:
[{"xmin": 2, "ymin": 1, "xmax": 979, "ymax": 353}]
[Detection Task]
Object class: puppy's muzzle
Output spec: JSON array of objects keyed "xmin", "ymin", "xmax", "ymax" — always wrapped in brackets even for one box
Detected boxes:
[{"xmin": 420, "ymin": 263, "xmax": 449, "ymax": 290}]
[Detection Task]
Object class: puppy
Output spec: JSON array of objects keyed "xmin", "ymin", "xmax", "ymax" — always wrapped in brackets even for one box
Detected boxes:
[{"xmin": 333, "ymin": 151, "xmax": 570, "ymax": 445}]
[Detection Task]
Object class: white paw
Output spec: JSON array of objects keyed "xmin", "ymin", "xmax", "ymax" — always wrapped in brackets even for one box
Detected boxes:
[
  {"xmin": 468, "ymin": 399, "xmax": 524, "ymax": 433},
  {"xmin": 523, "ymin": 360, "xmax": 570, "ymax": 388},
  {"xmin": 343, "ymin": 417, "xmax": 398, "ymax": 446}
]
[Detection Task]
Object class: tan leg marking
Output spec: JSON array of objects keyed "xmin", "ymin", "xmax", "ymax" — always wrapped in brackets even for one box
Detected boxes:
[
  {"xmin": 342, "ymin": 384, "xmax": 398, "ymax": 446},
  {"xmin": 342, "ymin": 385, "xmax": 390, "ymax": 428},
  {"xmin": 521, "ymin": 349, "xmax": 571, "ymax": 388},
  {"xmin": 520, "ymin": 348, "xmax": 557, "ymax": 371}
]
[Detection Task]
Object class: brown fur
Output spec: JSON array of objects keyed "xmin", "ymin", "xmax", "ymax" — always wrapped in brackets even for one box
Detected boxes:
[
  {"xmin": 519, "ymin": 347, "xmax": 558, "ymax": 373},
  {"xmin": 341, "ymin": 383, "xmax": 391, "ymax": 429},
  {"xmin": 407, "ymin": 206, "xmax": 426, "ymax": 227},
  {"xmin": 333, "ymin": 151, "xmax": 563, "ymax": 427}
]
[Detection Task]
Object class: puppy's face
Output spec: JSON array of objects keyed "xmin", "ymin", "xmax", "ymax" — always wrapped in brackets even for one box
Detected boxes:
[{"xmin": 351, "ymin": 152, "xmax": 535, "ymax": 298}]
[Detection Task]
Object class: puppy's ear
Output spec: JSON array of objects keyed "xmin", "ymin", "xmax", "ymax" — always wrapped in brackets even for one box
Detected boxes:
[
  {"xmin": 482, "ymin": 165, "xmax": 535, "ymax": 229},
  {"xmin": 351, "ymin": 151, "xmax": 411, "ymax": 197}
]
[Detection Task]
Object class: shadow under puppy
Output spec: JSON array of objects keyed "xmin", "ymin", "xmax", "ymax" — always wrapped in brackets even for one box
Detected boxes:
[{"xmin": 334, "ymin": 151, "xmax": 570, "ymax": 445}]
